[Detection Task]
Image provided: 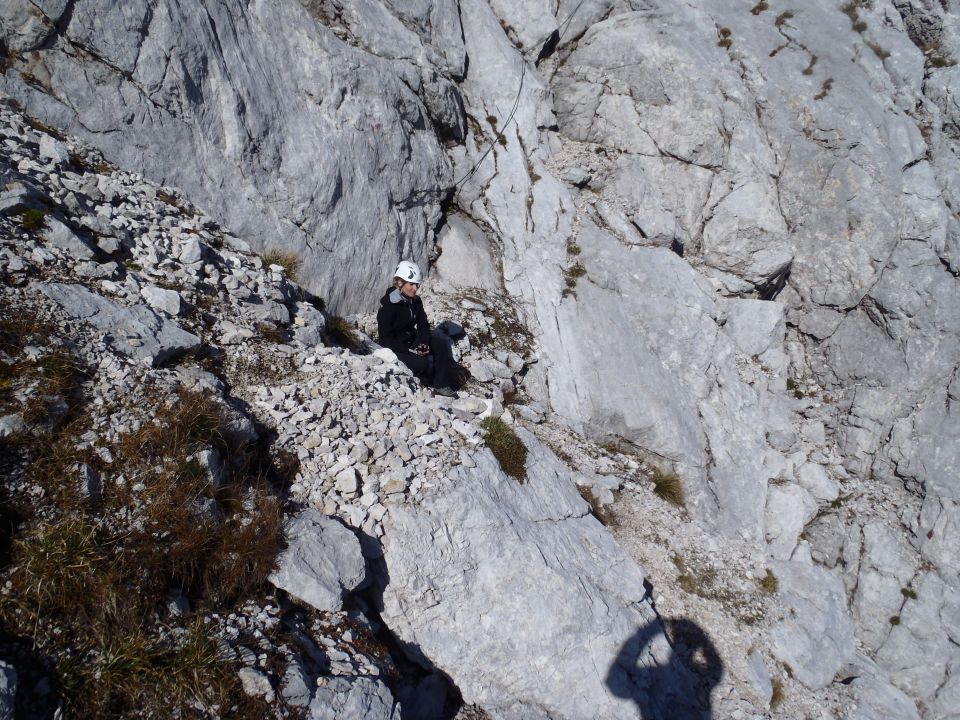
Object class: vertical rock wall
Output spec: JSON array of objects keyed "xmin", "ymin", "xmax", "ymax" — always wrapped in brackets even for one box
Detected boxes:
[{"xmin": 0, "ymin": 0, "xmax": 460, "ymax": 312}]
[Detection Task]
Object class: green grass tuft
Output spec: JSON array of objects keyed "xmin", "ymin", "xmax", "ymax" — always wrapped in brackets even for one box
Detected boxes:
[
  {"xmin": 563, "ymin": 262, "xmax": 587, "ymax": 290},
  {"xmin": 19, "ymin": 208, "xmax": 47, "ymax": 232},
  {"xmin": 480, "ymin": 416, "xmax": 527, "ymax": 481}
]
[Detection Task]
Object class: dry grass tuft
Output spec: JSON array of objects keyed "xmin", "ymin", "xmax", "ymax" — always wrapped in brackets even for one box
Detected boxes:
[
  {"xmin": 260, "ymin": 248, "xmax": 300, "ymax": 280},
  {"xmin": 775, "ymin": 10, "xmax": 794, "ymax": 27},
  {"xmin": 758, "ymin": 568, "xmax": 778, "ymax": 593},
  {"xmin": 770, "ymin": 678, "xmax": 784, "ymax": 708},
  {"xmin": 326, "ymin": 315, "xmax": 360, "ymax": 350},
  {"xmin": 651, "ymin": 467, "xmax": 685, "ymax": 506},
  {"xmin": 255, "ymin": 322, "xmax": 286, "ymax": 344}
]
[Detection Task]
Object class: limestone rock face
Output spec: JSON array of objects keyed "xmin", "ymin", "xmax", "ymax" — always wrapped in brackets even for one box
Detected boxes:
[
  {"xmin": 432, "ymin": 214, "xmax": 502, "ymax": 293},
  {"xmin": 380, "ymin": 429, "xmax": 707, "ymax": 720},
  {"xmin": 770, "ymin": 561, "xmax": 855, "ymax": 690},
  {"xmin": 443, "ymin": 1, "xmax": 958, "ymax": 708},
  {"xmin": 1, "ymin": 0, "xmax": 459, "ymax": 312}
]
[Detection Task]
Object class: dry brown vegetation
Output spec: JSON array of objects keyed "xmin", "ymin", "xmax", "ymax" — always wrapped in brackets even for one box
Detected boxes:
[
  {"xmin": 650, "ymin": 467, "xmax": 685, "ymax": 507},
  {"xmin": 577, "ymin": 485, "xmax": 619, "ymax": 527},
  {"xmin": 0, "ymin": 300, "xmax": 287, "ymax": 718},
  {"xmin": 326, "ymin": 314, "xmax": 360, "ymax": 350},
  {"xmin": 260, "ymin": 248, "xmax": 301, "ymax": 281}
]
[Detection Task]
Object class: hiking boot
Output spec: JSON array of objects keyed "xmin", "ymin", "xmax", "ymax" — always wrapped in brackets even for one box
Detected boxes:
[{"xmin": 433, "ymin": 386, "xmax": 457, "ymax": 397}]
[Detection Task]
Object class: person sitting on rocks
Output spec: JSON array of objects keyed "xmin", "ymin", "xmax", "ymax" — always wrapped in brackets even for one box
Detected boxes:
[{"xmin": 377, "ymin": 260, "xmax": 460, "ymax": 397}]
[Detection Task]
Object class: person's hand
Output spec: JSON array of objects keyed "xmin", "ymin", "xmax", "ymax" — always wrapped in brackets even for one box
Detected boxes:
[{"xmin": 415, "ymin": 343, "xmax": 429, "ymax": 355}]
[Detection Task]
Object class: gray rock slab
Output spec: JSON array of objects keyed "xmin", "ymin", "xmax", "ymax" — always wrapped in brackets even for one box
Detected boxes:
[
  {"xmin": 0, "ymin": 1, "xmax": 64, "ymax": 52},
  {"xmin": 876, "ymin": 570, "xmax": 959, "ymax": 703},
  {"xmin": 722, "ymin": 299, "xmax": 787, "ymax": 369},
  {"xmin": 852, "ymin": 522, "xmax": 917, "ymax": 652},
  {"xmin": 36, "ymin": 282, "xmax": 200, "ymax": 367},
  {"xmin": 746, "ymin": 649, "xmax": 772, "ymax": 706},
  {"xmin": 796, "ymin": 463, "xmax": 839, "ymax": 503},
  {"xmin": 845, "ymin": 675, "xmax": 922, "ymax": 720},
  {"xmin": 770, "ymin": 560, "xmax": 855, "ymax": 690},
  {"xmin": 381, "ymin": 428, "xmax": 709, "ymax": 719},
  {"xmin": 268, "ymin": 510, "xmax": 366, "ymax": 613},
  {"xmin": 765, "ymin": 484, "xmax": 817, "ymax": 561},
  {"xmin": 281, "ymin": 658, "xmax": 312, "ymax": 708},
  {"xmin": 0, "ymin": 180, "xmax": 52, "ymax": 215},
  {"xmin": 433, "ymin": 214, "xmax": 502, "ymax": 292}
]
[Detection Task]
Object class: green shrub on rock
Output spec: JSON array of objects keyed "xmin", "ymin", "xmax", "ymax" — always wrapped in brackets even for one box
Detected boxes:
[{"xmin": 480, "ymin": 416, "xmax": 527, "ymax": 482}]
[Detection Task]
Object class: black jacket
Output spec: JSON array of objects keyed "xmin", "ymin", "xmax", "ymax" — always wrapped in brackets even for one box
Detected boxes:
[{"xmin": 376, "ymin": 287, "xmax": 430, "ymax": 353}]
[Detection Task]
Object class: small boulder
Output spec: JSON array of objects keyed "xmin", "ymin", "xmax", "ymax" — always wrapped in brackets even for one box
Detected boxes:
[
  {"xmin": 0, "ymin": 660, "xmax": 16, "ymax": 719},
  {"xmin": 237, "ymin": 667, "xmax": 275, "ymax": 703},
  {"xmin": 141, "ymin": 285, "xmax": 184, "ymax": 316},
  {"xmin": 310, "ymin": 676, "xmax": 397, "ymax": 720},
  {"xmin": 268, "ymin": 510, "xmax": 366, "ymax": 612},
  {"xmin": 43, "ymin": 218, "xmax": 97, "ymax": 260},
  {"xmin": 39, "ymin": 135, "xmax": 70, "ymax": 165}
]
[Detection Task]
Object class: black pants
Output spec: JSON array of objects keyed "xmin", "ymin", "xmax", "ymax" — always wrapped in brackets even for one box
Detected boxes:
[{"xmin": 396, "ymin": 330, "xmax": 458, "ymax": 389}]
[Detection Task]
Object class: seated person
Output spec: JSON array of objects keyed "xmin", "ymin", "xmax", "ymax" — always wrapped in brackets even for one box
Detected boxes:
[{"xmin": 376, "ymin": 260, "xmax": 460, "ymax": 397}]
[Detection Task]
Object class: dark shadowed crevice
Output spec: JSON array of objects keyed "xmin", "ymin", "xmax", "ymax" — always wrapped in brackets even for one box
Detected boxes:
[
  {"xmin": 354, "ymin": 533, "xmax": 471, "ymax": 720},
  {"xmin": 757, "ymin": 263, "xmax": 791, "ymax": 300},
  {"xmin": 35, "ymin": 0, "xmax": 77, "ymax": 52},
  {"xmin": 535, "ymin": 29, "xmax": 560, "ymax": 66}
]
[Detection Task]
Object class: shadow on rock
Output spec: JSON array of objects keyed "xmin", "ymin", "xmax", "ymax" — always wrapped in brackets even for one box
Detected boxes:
[{"xmin": 607, "ymin": 617, "xmax": 723, "ymax": 720}]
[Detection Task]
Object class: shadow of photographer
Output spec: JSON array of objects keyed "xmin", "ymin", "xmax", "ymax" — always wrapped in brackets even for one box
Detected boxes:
[{"xmin": 607, "ymin": 617, "xmax": 723, "ymax": 720}]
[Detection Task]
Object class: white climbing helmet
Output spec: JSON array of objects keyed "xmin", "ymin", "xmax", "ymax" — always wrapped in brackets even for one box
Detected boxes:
[{"xmin": 394, "ymin": 260, "xmax": 422, "ymax": 284}]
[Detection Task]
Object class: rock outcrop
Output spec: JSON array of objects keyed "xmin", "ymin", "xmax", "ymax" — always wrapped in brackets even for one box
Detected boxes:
[{"xmin": 379, "ymin": 429, "xmax": 697, "ymax": 719}]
